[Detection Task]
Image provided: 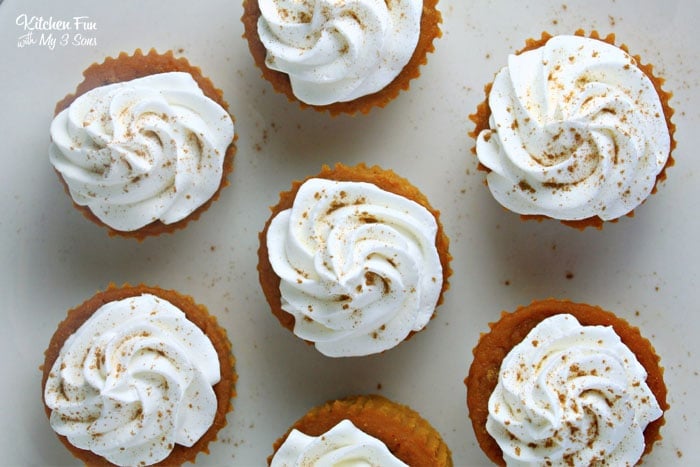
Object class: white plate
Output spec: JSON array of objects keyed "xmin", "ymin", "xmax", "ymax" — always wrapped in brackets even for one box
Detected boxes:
[{"xmin": 1, "ymin": 0, "xmax": 698, "ymax": 465}]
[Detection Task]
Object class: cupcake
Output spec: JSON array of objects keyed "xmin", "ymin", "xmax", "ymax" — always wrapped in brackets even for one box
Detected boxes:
[
  {"xmin": 268, "ymin": 395, "xmax": 452, "ymax": 466},
  {"xmin": 465, "ymin": 299, "xmax": 668, "ymax": 466},
  {"xmin": 41, "ymin": 284, "xmax": 237, "ymax": 466},
  {"xmin": 258, "ymin": 163, "xmax": 451, "ymax": 357},
  {"xmin": 49, "ymin": 49, "xmax": 237, "ymax": 239},
  {"xmin": 241, "ymin": 0, "xmax": 442, "ymax": 115},
  {"xmin": 469, "ymin": 31, "xmax": 675, "ymax": 229}
]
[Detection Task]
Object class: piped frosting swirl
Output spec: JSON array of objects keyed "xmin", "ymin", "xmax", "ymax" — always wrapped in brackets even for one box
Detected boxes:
[
  {"xmin": 487, "ymin": 314, "xmax": 662, "ymax": 465},
  {"xmin": 266, "ymin": 178, "xmax": 442, "ymax": 357},
  {"xmin": 44, "ymin": 293, "xmax": 221, "ymax": 466},
  {"xmin": 49, "ymin": 72, "xmax": 234, "ymax": 231},
  {"xmin": 270, "ymin": 419, "xmax": 407, "ymax": 466},
  {"xmin": 476, "ymin": 35, "xmax": 670, "ymax": 221},
  {"xmin": 257, "ymin": 0, "xmax": 422, "ymax": 105}
]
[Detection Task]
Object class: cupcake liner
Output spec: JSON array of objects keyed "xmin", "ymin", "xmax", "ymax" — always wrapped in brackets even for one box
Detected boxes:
[
  {"xmin": 51, "ymin": 49, "xmax": 237, "ymax": 240},
  {"xmin": 465, "ymin": 298, "xmax": 668, "ymax": 465},
  {"xmin": 257, "ymin": 162, "xmax": 452, "ymax": 348},
  {"xmin": 41, "ymin": 283, "xmax": 237, "ymax": 466},
  {"xmin": 241, "ymin": 0, "xmax": 442, "ymax": 116},
  {"xmin": 269, "ymin": 394, "xmax": 452, "ymax": 466}
]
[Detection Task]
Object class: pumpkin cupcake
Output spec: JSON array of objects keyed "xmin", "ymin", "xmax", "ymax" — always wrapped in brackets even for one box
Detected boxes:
[
  {"xmin": 241, "ymin": 0, "xmax": 442, "ymax": 115},
  {"xmin": 41, "ymin": 284, "xmax": 237, "ymax": 466},
  {"xmin": 258, "ymin": 163, "xmax": 451, "ymax": 357},
  {"xmin": 49, "ymin": 49, "xmax": 237, "ymax": 239},
  {"xmin": 465, "ymin": 299, "xmax": 668, "ymax": 466},
  {"xmin": 470, "ymin": 31, "xmax": 675, "ymax": 229},
  {"xmin": 269, "ymin": 395, "xmax": 452, "ymax": 466}
]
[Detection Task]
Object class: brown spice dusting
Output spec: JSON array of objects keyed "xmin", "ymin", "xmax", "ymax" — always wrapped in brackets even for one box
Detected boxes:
[
  {"xmin": 326, "ymin": 200, "xmax": 347, "ymax": 215},
  {"xmin": 518, "ymin": 180, "xmax": 536, "ymax": 193}
]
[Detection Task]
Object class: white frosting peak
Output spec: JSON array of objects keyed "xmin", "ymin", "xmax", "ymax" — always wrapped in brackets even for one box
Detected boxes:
[
  {"xmin": 476, "ymin": 35, "xmax": 670, "ymax": 221},
  {"xmin": 49, "ymin": 72, "xmax": 234, "ymax": 231},
  {"xmin": 44, "ymin": 293, "xmax": 221, "ymax": 466},
  {"xmin": 487, "ymin": 314, "xmax": 662, "ymax": 466},
  {"xmin": 266, "ymin": 178, "xmax": 443, "ymax": 357},
  {"xmin": 270, "ymin": 419, "xmax": 407, "ymax": 466},
  {"xmin": 257, "ymin": 0, "xmax": 422, "ymax": 105}
]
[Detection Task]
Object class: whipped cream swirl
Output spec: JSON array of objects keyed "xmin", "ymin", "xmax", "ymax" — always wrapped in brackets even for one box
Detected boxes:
[
  {"xmin": 257, "ymin": 0, "xmax": 422, "ymax": 105},
  {"xmin": 487, "ymin": 314, "xmax": 662, "ymax": 466},
  {"xmin": 44, "ymin": 293, "xmax": 221, "ymax": 466},
  {"xmin": 266, "ymin": 178, "xmax": 442, "ymax": 357},
  {"xmin": 49, "ymin": 72, "xmax": 234, "ymax": 231},
  {"xmin": 476, "ymin": 35, "xmax": 670, "ymax": 220},
  {"xmin": 270, "ymin": 419, "xmax": 407, "ymax": 466}
]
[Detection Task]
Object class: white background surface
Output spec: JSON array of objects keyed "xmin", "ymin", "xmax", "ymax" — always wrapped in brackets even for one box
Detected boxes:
[{"xmin": 1, "ymin": 0, "xmax": 699, "ymax": 465}]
